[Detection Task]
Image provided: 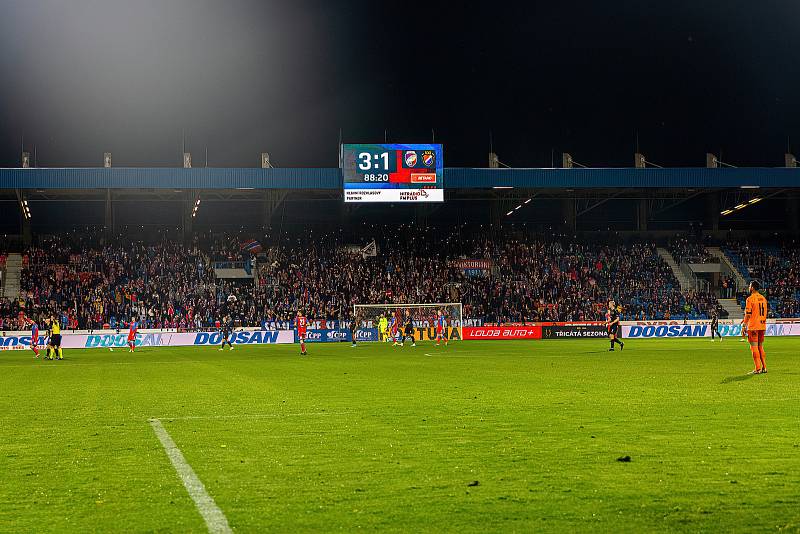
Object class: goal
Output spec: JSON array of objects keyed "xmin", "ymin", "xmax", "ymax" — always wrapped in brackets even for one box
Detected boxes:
[{"xmin": 353, "ymin": 302, "xmax": 463, "ymax": 342}]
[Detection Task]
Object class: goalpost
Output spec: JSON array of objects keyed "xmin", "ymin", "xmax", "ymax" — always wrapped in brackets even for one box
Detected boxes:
[{"xmin": 353, "ymin": 303, "xmax": 463, "ymax": 342}]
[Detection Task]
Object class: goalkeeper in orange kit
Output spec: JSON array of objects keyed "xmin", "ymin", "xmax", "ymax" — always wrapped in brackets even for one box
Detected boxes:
[{"xmin": 741, "ymin": 281, "xmax": 768, "ymax": 374}]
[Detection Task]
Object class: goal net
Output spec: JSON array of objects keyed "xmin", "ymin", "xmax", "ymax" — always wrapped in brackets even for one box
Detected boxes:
[{"xmin": 353, "ymin": 303, "xmax": 463, "ymax": 342}]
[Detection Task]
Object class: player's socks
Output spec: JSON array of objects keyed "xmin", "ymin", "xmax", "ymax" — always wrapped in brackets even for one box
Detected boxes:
[
  {"xmin": 57, "ymin": 348, "xmax": 63, "ymax": 360},
  {"xmin": 758, "ymin": 346, "xmax": 766, "ymax": 372},
  {"xmin": 751, "ymin": 348, "xmax": 761, "ymax": 372}
]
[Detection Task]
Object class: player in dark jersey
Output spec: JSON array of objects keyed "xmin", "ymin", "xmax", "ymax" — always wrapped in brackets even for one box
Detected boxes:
[
  {"xmin": 401, "ymin": 311, "xmax": 416, "ymax": 347},
  {"xmin": 710, "ymin": 310, "xmax": 723, "ymax": 342},
  {"xmin": 606, "ymin": 301, "xmax": 624, "ymax": 352},
  {"xmin": 219, "ymin": 315, "xmax": 234, "ymax": 351}
]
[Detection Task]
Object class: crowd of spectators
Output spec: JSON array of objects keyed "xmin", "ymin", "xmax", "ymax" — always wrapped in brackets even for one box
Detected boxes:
[
  {"xmin": 0, "ymin": 228, "xmax": 729, "ymax": 332},
  {"xmin": 726, "ymin": 242, "xmax": 800, "ymax": 318},
  {"xmin": 668, "ymin": 236, "xmax": 714, "ymax": 265},
  {"xmin": 4, "ymin": 233, "xmax": 222, "ymax": 331}
]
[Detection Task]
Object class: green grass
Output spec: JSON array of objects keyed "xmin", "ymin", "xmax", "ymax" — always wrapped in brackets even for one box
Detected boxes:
[{"xmin": 1, "ymin": 338, "xmax": 799, "ymax": 533}]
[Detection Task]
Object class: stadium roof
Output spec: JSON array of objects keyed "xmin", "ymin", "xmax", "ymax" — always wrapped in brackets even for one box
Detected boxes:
[{"xmin": 0, "ymin": 166, "xmax": 797, "ymax": 190}]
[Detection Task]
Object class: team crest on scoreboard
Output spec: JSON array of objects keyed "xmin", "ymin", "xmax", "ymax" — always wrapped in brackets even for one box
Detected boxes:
[
  {"xmin": 422, "ymin": 151, "xmax": 435, "ymax": 167},
  {"xmin": 404, "ymin": 151, "xmax": 418, "ymax": 167}
]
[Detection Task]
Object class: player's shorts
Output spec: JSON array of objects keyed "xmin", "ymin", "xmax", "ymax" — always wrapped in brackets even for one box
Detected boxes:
[
  {"xmin": 747, "ymin": 330, "xmax": 765, "ymax": 344},
  {"xmin": 51, "ymin": 334, "xmax": 62, "ymax": 347},
  {"xmin": 31, "ymin": 337, "xmax": 39, "ymax": 347},
  {"xmin": 221, "ymin": 331, "xmax": 230, "ymax": 341},
  {"xmin": 298, "ymin": 331, "xmax": 307, "ymax": 341},
  {"xmin": 128, "ymin": 335, "xmax": 136, "ymax": 342},
  {"xmin": 607, "ymin": 325, "xmax": 619, "ymax": 336}
]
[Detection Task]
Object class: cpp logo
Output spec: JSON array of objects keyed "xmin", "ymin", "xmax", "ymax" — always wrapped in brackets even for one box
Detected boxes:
[{"xmin": 326, "ymin": 331, "xmax": 347, "ymax": 340}]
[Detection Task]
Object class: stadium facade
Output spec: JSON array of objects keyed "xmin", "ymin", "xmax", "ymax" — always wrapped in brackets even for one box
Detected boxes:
[{"xmin": 1, "ymin": 165, "xmax": 798, "ymax": 240}]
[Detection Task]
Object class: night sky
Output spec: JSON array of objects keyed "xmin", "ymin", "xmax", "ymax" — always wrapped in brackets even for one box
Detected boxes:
[{"xmin": 0, "ymin": 0, "xmax": 798, "ymax": 169}]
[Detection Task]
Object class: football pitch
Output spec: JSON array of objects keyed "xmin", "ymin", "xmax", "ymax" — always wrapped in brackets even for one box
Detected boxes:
[{"xmin": 1, "ymin": 339, "xmax": 799, "ymax": 533}]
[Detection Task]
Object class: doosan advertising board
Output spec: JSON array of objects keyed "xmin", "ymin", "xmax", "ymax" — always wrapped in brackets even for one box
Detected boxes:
[
  {"xmin": 0, "ymin": 330, "xmax": 294, "ymax": 350},
  {"xmin": 621, "ymin": 321, "xmax": 800, "ymax": 339}
]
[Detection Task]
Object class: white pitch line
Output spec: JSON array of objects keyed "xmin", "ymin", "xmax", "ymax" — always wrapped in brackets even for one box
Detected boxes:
[
  {"xmin": 156, "ymin": 411, "xmax": 348, "ymax": 421},
  {"xmin": 148, "ymin": 418, "xmax": 232, "ymax": 534}
]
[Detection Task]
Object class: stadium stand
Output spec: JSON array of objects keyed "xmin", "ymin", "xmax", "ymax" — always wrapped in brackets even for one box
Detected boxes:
[
  {"xmin": 668, "ymin": 236, "xmax": 715, "ymax": 265},
  {"xmin": 0, "ymin": 229, "xmax": 725, "ymax": 330},
  {"xmin": 725, "ymin": 243, "xmax": 800, "ymax": 318}
]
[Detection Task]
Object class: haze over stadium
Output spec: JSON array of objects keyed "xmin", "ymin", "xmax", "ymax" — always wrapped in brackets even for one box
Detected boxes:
[{"xmin": 1, "ymin": 1, "xmax": 799, "ymax": 532}]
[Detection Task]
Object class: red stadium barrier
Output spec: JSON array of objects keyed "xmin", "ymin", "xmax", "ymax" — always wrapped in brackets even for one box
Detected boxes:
[{"xmin": 463, "ymin": 326, "xmax": 542, "ymax": 340}]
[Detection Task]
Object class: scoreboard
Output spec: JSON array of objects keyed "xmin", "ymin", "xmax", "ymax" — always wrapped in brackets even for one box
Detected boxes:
[{"xmin": 342, "ymin": 143, "xmax": 443, "ymax": 202}]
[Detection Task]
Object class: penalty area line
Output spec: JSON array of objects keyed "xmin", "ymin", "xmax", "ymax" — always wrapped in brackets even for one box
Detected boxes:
[{"xmin": 148, "ymin": 418, "xmax": 232, "ymax": 534}]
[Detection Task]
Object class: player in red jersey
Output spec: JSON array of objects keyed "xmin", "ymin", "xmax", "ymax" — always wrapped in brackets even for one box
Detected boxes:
[
  {"xmin": 127, "ymin": 317, "xmax": 138, "ymax": 353},
  {"xmin": 296, "ymin": 310, "xmax": 308, "ymax": 355},
  {"xmin": 391, "ymin": 310, "xmax": 402, "ymax": 346},
  {"xmin": 25, "ymin": 316, "xmax": 41, "ymax": 358},
  {"xmin": 435, "ymin": 310, "xmax": 448, "ymax": 346}
]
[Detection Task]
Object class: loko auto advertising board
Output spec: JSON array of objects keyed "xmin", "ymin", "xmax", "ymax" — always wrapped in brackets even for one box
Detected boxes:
[{"xmin": 463, "ymin": 326, "xmax": 541, "ymax": 340}]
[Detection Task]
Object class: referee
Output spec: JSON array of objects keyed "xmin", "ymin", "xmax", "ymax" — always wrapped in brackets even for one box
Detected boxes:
[{"xmin": 48, "ymin": 315, "xmax": 63, "ymax": 360}]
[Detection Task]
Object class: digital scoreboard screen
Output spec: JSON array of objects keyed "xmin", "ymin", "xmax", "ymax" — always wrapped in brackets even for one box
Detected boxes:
[{"xmin": 342, "ymin": 143, "xmax": 443, "ymax": 202}]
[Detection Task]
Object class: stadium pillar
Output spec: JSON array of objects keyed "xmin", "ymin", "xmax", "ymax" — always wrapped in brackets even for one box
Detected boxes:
[
  {"xmin": 262, "ymin": 190, "xmax": 286, "ymax": 229},
  {"xmin": 16, "ymin": 189, "xmax": 32, "ymax": 245},
  {"xmin": 183, "ymin": 208, "xmax": 193, "ymax": 244},
  {"xmin": 489, "ymin": 198, "xmax": 503, "ymax": 228},
  {"xmin": 22, "ymin": 214, "xmax": 32, "ymax": 246},
  {"xmin": 562, "ymin": 199, "xmax": 576, "ymax": 231},
  {"xmin": 707, "ymin": 192, "xmax": 720, "ymax": 232},
  {"xmin": 104, "ymin": 189, "xmax": 114, "ymax": 238},
  {"xmin": 788, "ymin": 198, "xmax": 800, "ymax": 234},
  {"xmin": 183, "ymin": 191, "xmax": 196, "ymax": 245},
  {"xmin": 636, "ymin": 199, "xmax": 648, "ymax": 231},
  {"xmin": 415, "ymin": 205, "xmax": 428, "ymax": 227}
]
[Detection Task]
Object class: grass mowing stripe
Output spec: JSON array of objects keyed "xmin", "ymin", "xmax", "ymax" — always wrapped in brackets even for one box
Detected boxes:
[{"xmin": 148, "ymin": 418, "xmax": 232, "ymax": 534}]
